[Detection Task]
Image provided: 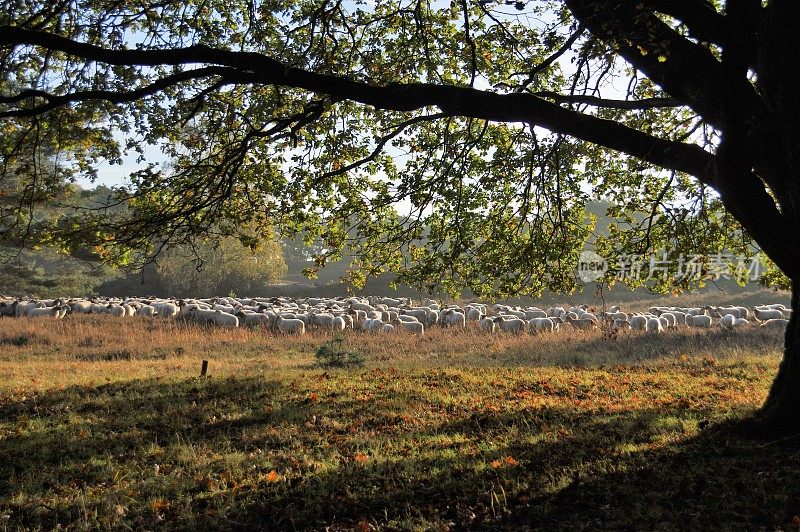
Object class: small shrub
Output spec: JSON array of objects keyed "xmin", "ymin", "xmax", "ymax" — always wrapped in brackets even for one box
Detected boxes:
[
  {"xmin": 315, "ymin": 335, "xmax": 365, "ymax": 368},
  {"xmin": 0, "ymin": 333, "xmax": 32, "ymax": 347}
]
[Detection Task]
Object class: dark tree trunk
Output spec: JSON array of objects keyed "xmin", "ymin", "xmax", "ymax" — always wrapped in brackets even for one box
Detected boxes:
[{"xmin": 756, "ymin": 280, "xmax": 800, "ymax": 436}]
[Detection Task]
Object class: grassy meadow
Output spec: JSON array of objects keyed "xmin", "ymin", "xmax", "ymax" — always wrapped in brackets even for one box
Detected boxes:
[{"xmin": 1, "ymin": 306, "xmax": 799, "ymax": 530}]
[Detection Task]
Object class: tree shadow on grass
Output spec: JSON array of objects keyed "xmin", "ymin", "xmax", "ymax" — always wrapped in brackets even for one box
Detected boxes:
[
  {"xmin": 2, "ymin": 375, "xmax": 799, "ymax": 530},
  {"xmin": 495, "ymin": 325, "xmax": 783, "ymax": 368}
]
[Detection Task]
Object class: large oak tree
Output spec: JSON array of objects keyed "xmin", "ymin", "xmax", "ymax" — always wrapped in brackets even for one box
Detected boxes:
[{"xmin": 2, "ymin": 0, "xmax": 799, "ymax": 433}]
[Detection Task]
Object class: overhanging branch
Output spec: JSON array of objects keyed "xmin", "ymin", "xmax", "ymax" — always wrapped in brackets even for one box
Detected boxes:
[
  {"xmin": 0, "ymin": 24, "xmax": 714, "ymax": 181},
  {"xmin": 0, "ymin": 66, "xmax": 252, "ymax": 118},
  {"xmin": 533, "ymin": 91, "xmax": 682, "ymax": 110},
  {"xmin": 650, "ymin": 0, "xmax": 728, "ymax": 44}
]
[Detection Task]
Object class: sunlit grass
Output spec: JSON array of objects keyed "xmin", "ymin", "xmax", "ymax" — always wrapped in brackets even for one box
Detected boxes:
[{"xmin": 0, "ymin": 315, "xmax": 796, "ymax": 530}]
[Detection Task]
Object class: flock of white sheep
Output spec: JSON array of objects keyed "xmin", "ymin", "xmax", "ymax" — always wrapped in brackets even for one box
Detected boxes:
[{"xmin": 0, "ymin": 295, "xmax": 792, "ymax": 336}]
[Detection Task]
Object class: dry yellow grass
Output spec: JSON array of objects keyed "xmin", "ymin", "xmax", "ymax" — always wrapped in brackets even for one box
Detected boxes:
[{"xmin": 0, "ymin": 314, "xmax": 784, "ymax": 392}]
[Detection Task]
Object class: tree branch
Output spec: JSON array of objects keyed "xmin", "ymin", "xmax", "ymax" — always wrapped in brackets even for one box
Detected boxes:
[
  {"xmin": 564, "ymin": 0, "xmax": 765, "ymax": 130},
  {"xmin": 0, "ymin": 24, "xmax": 713, "ymax": 181},
  {"xmin": 649, "ymin": 0, "xmax": 727, "ymax": 44},
  {"xmin": 533, "ymin": 91, "xmax": 682, "ymax": 110},
  {"xmin": 0, "ymin": 66, "xmax": 251, "ymax": 118},
  {"xmin": 519, "ymin": 25, "xmax": 585, "ymax": 90}
]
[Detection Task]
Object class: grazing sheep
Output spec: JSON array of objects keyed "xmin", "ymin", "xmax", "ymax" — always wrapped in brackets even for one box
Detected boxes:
[
  {"xmin": 610, "ymin": 311, "xmax": 628, "ymax": 322},
  {"xmin": 26, "ymin": 306, "xmax": 65, "ymax": 318},
  {"xmin": 312, "ymin": 313, "xmax": 336, "ymax": 328},
  {"xmin": 441, "ymin": 310, "xmax": 466, "ymax": 329},
  {"xmin": 154, "ymin": 302, "xmax": 180, "ymax": 318},
  {"xmin": 212, "ymin": 310, "xmax": 239, "ymax": 328},
  {"xmin": 402, "ymin": 308, "xmax": 429, "ymax": 324},
  {"xmin": 612, "ymin": 318, "xmax": 630, "ymax": 331},
  {"xmin": 670, "ymin": 311, "xmax": 687, "ymax": 326},
  {"xmin": 565, "ymin": 315, "xmax": 597, "ymax": 330},
  {"xmin": 660, "ymin": 313, "xmax": 676, "ymax": 329},
  {"xmin": 136, "ymin": 305, "xmax": 157, "ymax": 317},
  {"xmin": 396, "ymin": 320, "xmax": 424, "ymax": 334},
  {"xmin": 525, "ymin": 309, "xmax": 548, "ymax": 319},
  {"xmin": 496, "ymin": 316, "xmax": 526, "ymax": 334},
  {"xmin": 720, "ymin": 314, "xmax": 736, "ymax": 330},
  {"xmin": 70, "ymin": 300, "xmax": 93, "ymax": 314},
  {"xmin": 629, "ymin": 315, "xmax": 647, "ymax": 330},
  {"xmin": 186, "ymin": 307, "xmax": 216, "ymax": 324},
  {"xmin": 529, "ymin": 317, "xmax": 556, "ymax": 334},
  {"xmin": 362, "ymin": 318, "xmax": 385, "ymax": 333},
  {"xmin": 479, "ymin": 317, "xmax": 498, "ymax": 334},
  {"xmin": 350, "ymin": 302, "xmax": 375, "ymax": 313},
  {"xmin": 331, "ymin": 316, "xmax": 346, "ymax": 332},
  {"xmin": 467, "ymin": 307, "xmax": 484, "ymax": 321},
  {"xmin": 105, "ymin": 304, "xmax": 127, "ymax": 317},
  {"xmin": 275, "ymin": 315, "xmax": 306, "ymax": 334},
  {"xmin": 687, "ymin": 315, "xmax": 713, "ymax": 328},
  {"xmin": 754, "ymin": 308, "xmax": 785, "ymax": 322},
  {"xmin": 646, "ymin": 317, "xmax": 664, "ymax": 334},
  {"xmin": 236, "ymin": 311, "xmax": 271, "ymax": 328},
  {"xmin": 14, "ymin": 301, "xmax": 41, "ymax": 317}
]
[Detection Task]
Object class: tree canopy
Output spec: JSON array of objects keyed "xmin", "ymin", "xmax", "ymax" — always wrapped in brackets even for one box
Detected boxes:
[{"xmin": 4, "ymin": 0, "xmax": 794, "ymax": 298}]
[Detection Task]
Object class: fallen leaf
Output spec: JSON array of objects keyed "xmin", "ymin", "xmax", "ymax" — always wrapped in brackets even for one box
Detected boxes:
[
  {"xmin": 354, "ymin": 452, "xmax": 369, "ymax": 464},
  {"xmin": 151, "ymin": 499, "xmax": 171, "ymax": 512}
]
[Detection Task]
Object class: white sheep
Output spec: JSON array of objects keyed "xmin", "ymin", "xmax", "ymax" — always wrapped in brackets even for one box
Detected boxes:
[
  {"xmin": 467, "ymin": 307, "xmax": 484, "ymax": 321},
  {"xmin": 660, "ymin": 313, "xmax": 676, "ymax": 329},
  {"xmin": 331, "ymin": 316, "xmax": 346, "ymax": 332},
  {"xmin": 629, "ymin": 315, "xmax": 647, "ymax": 330},
  {"xmin": 70, "ymin": 300, "xmax": 93, "ymax": 314},
  {"xmin": 479, "ymin": 317, "xmax": 498, "ymax": 334},
  {"xmin": 441, "ymin": 310, "xmax": 466, "ymax": 329},
  {"xmin": 687, "ymin": 315, "xmax": 713, "ymax": 328},
  {"xmin": 670, "ymin": 311, "xmax": 687, "ymax": 326},
  {"xmin": 753, "ymin": 308, "xmax": 785, "ymax": 322},
  {"xmin": 105, "ymin": 304, "xmax": 127, "ymax": 317},
  {"xmin": 154, "ymin": 302, "xmax": 180, "ymax": 318},
  {"xmin": 565, "ymin": 315, "xmax": 597, "ymax": 330},
  {"xmin": 529, "ymin": 317, "xmax": 556, "ymax": 334},
  {"xmin": 212, "ymin": 310, "xmax": 239, "ymax": 327},
  {"xmin": 237, "ymin": 311, "xmax": 271, "ymax": 328},
  {"xmin": 720, "ymin": 314, "xmax": 736, "ymax": 330},
  {"xmin": 275, "ymin": 315, "xmax": 306, "ymax": 334},
  {"xmin": 136, "ymin": 305, "xmax": 157, "ymax": 317},
  {"xmin": 396, "ymin": 320, "xmax": 424, "ymax": 334},
  {"xmin": 26, "ymin": 306, "xmax": 66, "ymax": 318},
  {"xmin": 646, "ymin": 317, "xmax": 664, "ymax": 334},
  {"xmin": 496, "ymin": 316, "xmax": 526, "ymax": 333},
  {"xmin": 525, "ymin": 309, "xmax": 548, "ymax": 319}
]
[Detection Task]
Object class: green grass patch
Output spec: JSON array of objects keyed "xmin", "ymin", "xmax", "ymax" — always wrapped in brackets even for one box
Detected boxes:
[{"xmin": 1, "ymin": 355, "xmax": 797, "ymax": 530}]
